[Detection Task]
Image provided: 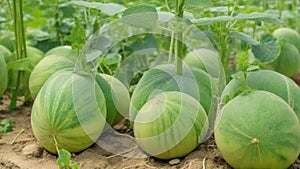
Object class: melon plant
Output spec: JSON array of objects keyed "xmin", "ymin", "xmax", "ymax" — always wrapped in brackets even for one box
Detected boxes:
[
  {"xmin": 0, "ymin": 45, "xmax": 12, "ymax": 63},
  {"xmin": 130, "ymin": 64, "xmax": 216, "ymax": 131},
  {"xmin": 31, "ymin": 69, "xmax": 107, "ymax": 154},
  {"xmin": 6, "ymin": 46, "xmax": 44, "ymax": 101},
  {"xmin": 96, "ymin": 74, "xmax": 130, "ymax": 126},
  {"xmin": 267, "ymin": 28, "xmax": 300, "ymax": 77},
  {"xmin": 222, "ymin": 70, "xmax": 300, "ymax": 121},
  {"xmin": 29, "ymin": 55, "xmax": 76, "ymax": 98},
  {"xmin": 0, "ymin": 54, "xmax": 8, "ymax": 96},
  {"xmin": 134, "ymin": 91, "xmax": 209, "ymax": 159},
  {"xmin": 215, "ymin": 91, "xmax": 300, "ymax": 169}
]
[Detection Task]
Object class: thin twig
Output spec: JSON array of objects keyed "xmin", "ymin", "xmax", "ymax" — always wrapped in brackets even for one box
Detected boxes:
[
  {"xmin": 52, "ymin": 134, "xmax": 59, "ymax": 153},
  {"xmin": 202, "ymin": 157, "xmax": 206, "ymax": 169},
  {"xmin": 11, "ymin": 128, "xmax": 25, "ymax": 144}
]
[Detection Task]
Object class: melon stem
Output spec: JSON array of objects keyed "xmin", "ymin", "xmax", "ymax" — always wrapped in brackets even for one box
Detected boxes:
[
  {"xmin": 251, "ymin": 138, "xmax": 260, "ymax": 145},
  {"xmin": 52, "ymin": 135, "xmax": 60, "ymax": 154}
]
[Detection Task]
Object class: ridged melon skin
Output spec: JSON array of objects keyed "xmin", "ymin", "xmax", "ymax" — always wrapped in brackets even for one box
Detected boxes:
[
  {"xmin": 130, "ymin": 64, "xmax": 215, "ymax": 123},
  {"xmin": 0, "ymin": 54, "xmax": 8, "ymax": 96},
  {"xmin": 0, "ymin": 45, "xmax": 12, "ymax": 63},
  {"xmin": 268, "ymin": 43, "xmax": 300, "ymax": 77},
  {"xmin": 222, "ymin": 70, "xmax": 300, "ymax": 121},
  {"xmin": 29, "ymin": 55, "xmax": 75, "ymax": 98},
  {"xmin": 45, "ymin": 46, "xmax": 77, "ymax": 62},
  {"xmin": 273, "ymin": 28, "xmax": 300, "ymax": 51},
  {"xmin": 96, "ymin": 74, "xmax": 130, "ymax": 126},
  {"xmin": 215, "ymin": 91, "xmax": 300, "ymax": 169},
  {"xmin": 134, "ymin": 91, "xmax": 209, "ymax": 160},
  {"xmin": 31, "ymin": 70, "xmax": 106, "ymax": 154}
]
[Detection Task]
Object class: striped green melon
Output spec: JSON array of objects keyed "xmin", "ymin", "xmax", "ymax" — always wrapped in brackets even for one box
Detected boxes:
[
  {"xmin": 45, "ymin": 46, "xmax": 77, "ymax": 62},
  {"xmin": 273, "ymin": 28, "xmax": 300, "ymax": 51},
  {"xmin": 29, "ymin": 54, "xmax": 76, "ymax": 98},
  {"xmin": 130, "ymin": 64, "xmax": 216, "ymax": 129},
  {"xmin": 215, "ymin": 91, "xmax": 300, "ymax": 169},
  {"xmin": 0, "ymin": 53, "xmax": 8, "ymax": 96},
  {"xmin": 222, "ymin": 70, "xmax": 300, "ymax": 121},
  {"xmin": 96, "ymin": 74, "xmax": 130, "ymax": 126},
  {"xmin": 134, "ymin": 91, "xmax": 209, "ymax": 159},
  {"xmin": 184, "ymin": 48, "xmax": 221, "ymax": 79},
  {"xmin": 31, "ymin": 69, "xmax": 106, "ymax": 154},
  {"xmin": 0, "ymin": 45, "xmax": 12, "ymax": 63}
]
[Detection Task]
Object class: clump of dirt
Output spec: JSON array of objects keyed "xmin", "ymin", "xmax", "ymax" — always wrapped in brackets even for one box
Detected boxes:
[{"xmin": 0, "ymin": 93, "xmax": 300, "ymax": 169}]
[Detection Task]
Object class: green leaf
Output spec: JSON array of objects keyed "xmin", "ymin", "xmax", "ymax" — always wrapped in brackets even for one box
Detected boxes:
[
  {"xmin": 0, "ymin": 16, "xmax": 6, "ymax": 23},
  {"xmin": 192, "ymin": 12, "xmax": 280, "ymax": 25},
  {"xmin": 122, "ymin": 5, "xmax": 158, "ymax": 29},
  {"xmin": 6, "ymin": 58, "xmax": 34, "ymax": 72},
  {"xmin": 186, "ymin": 0, "xmax": 212, "ymax": 8},
  {"xmin": 236, "ymin": 54, "xmax": 250, "ymax": 71},
  {"xmin": 192, "ymin": 16, "xmax": 233, "ymax": 25},
  {"xmin": 251, "ymin": 34, "xmax": 281, "ymax": 64},
  {"xmin": 234, "ymin": 12, "xmax": 281, "ymax": 24},
  {"xmin": 71, "ymin": 163, "xmax": 80, "ymax": 169},
  {"xmin": 247, "ymin": 65, "xmax": 260, "ymax": 72},
  {"xmin": 86, "ymin": 50, "xmax": 102, "ymax": 62},
  {"xmin": 57, "ymin": 149, "xmax": 71, "ymax": 168},
  {"xmin": 0, "ymin": 119, "xmax": 15, "ymax": 134},
  {"xmin": 231, "ymin": 71, "xmax": 246, "ymax": 80},
  {"xmin": 104, "ymin": 53, "xmax": 122, "ymax": 65},
  {"xmin": 62, "ymin": 1, "xmax": 126, "ymax": 16},
  {"xmin": 227, "ymin": 32, "xmax": 259, "ymax": 45},
  {"xmin": 65, "ymin": 19, "xmax": 86, "ymax": 50}
]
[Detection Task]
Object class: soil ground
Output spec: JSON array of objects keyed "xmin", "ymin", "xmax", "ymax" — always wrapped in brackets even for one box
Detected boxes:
[{"xmin": 1, "ymin": 72, "xmax": 300, "ymax": 169}]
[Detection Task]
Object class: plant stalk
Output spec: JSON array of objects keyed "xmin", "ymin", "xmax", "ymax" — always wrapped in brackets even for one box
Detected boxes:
[
  {"xmin": 52, "ymin": 135, "xmax": 60, "ymax": 153},
  {"xmin": 175, "ymin": 0, "xmax": 185, "ymax": 75},
  {"xmin": 10, "ymin": 0, "xmax": 27, "ymax": 110}
]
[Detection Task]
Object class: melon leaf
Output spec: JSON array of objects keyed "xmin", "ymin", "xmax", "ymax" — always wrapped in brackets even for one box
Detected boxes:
[
  {"xmin": 251, "ymin": 34, "xmax": 281, "ymax": 64},
  {"xmin": 57, "ymin": 149, "xmax": 79, "ymax": 169}
]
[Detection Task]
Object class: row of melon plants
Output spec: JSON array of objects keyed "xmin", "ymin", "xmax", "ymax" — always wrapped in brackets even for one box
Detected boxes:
[{"xmin": 1, "ymin": 0, "xmax": 300, "ymax": 168}]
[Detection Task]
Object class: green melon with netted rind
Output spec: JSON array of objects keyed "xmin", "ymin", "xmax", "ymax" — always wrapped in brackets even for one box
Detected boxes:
[
  {"xmin": 31, "ymin": 69, "xmax": 106, "ymax": 154},
  {"xmin": 0, "ymin": 53, "xmax": 8, "ymax": 96},
  {"xmin": 45, "ymin": 45, "xmax": 77, "ymax": 62},
  {"xmin": 134, "ymin": 91, "xmax": 209, "ymax": 160},
  {"xmin": 29, "ymin": 54, "xmax": 75, "ymax": 98},
  {"xmin": 222, "ymin": 70, "xmax": 300, "ymax": 121},
  {"xmin": 215, "ymin": 91, "xmax": 300, "ymax": 169},
  {"xmin": 96, "ymin": 74, "xmax": 130, "ymax": 126},
  {"xmin": 130, "ymin": 64, "xmax": 216, "ymax": 130},
  {"xmin": 268, "ymin": 43, "xmax": 300, "ymax": 77},
  {"xmin": 273, "ymin": 28, "xmax": 300, "ymax": 51},
  {"xmin": 268, "ymin": 28, "xmax": 300, "ymax": 77}
]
